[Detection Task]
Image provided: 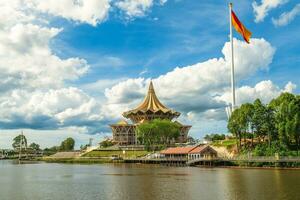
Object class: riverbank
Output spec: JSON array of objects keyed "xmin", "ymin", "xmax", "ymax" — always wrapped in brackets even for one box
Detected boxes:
[
  {"xmin": 36, "ymin": 156, "xmax": 300, "ymax": 168},
  {"xmin": 3, "ymin": 156, "xmax": 300, "ymax": 169},
  {"xmin": 39, "ymin": 157, "xmax": 119, "ymax": 164}
]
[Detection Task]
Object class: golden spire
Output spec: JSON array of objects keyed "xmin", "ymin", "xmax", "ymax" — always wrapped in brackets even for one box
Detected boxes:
[{"xmin": 123, "ymin": 81, "xmax": 180, "ymax": 117}]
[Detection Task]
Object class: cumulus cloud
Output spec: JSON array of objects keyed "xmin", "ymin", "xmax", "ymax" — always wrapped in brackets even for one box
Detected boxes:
[
  {"xmin": 252, "ymin": 0, "xmax": 289, "ymax": 23},
  {"xmin": 0, "ymin": 1, "xmax": 35, "ymax": 27},
  {"xmin": 0, "ymin": 88, "xmax": 105, "ymax": 132},
  {"xmin": 216, "ymin": 80, "xmax": 296, "ymax": 106},
  {"xmin": 1, "ymin": 0, "xmax": 164, "ymax": 27},
  {"xmin": 0, "ymin": 1, "xmax": 104, "ymax": 134},
  {"xmin": 28, "ymin": 0, "xmax": 167, "ymax": 24},
  {"xmin": 0, "ymin": 0, "xmax": 296, "ymax": 143},
  {"xmin": 116, "ymin": 0, "xmax": 154, "ymax": 17},
  {"xmin": 0, "ymin": 24, "xmax": 89, "ymax": 91},
  {"xmin": 28, "ymin": 0, "xmax": 111, "ymax": 26},
  {"xmin": 0, "ymin": 0, "xmax": 167, "ymax": 137},
  {"xmin": 103, "ymin": 38, "xmax": 276, "ymax": 121},
  {"xmin": 116, "ymin": 0, "xmax": 167, "ymax": 17},
  {"xmin": 272, "ymin": 3, "xmax": 300, "ymax": 26}
]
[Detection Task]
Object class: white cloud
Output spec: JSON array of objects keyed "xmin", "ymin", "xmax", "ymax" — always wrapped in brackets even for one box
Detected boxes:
[
  {"xmin": 284, "ymin": 81, "xmax": 297, "ymax": 92},
  {"xmin": 0, "ymin": 24, "xmax": 89, "ymax": 91},
  {"xmin": 0, "ymin": 0, "xmax": 167, "ymax": 136},
  {"xmin": 0, "ymin": 1, "xmax": 296, "ymax": 147},
  {"xmin": 252, "ymin": 0, "xmax": 289, "ymax": 23},
  {"xmin": 116, "ymin": 0, "xmax": 154, "ymax": 17},
  {"xmin": 103, "ymin": 38, "xmax": 276, "ymax": 121},
  {"xmin": 28, "ymin": 0, "xmax": 111, "ymax": 26},
  {"xmin": 1, "ymin": 0, "xmax": 164, "ymax": 27},
  {"xmin": 216, "ymin": 80, "xmax": 296, "ymax": 106},
  {"xmin": 0, "ymin": 88, "xmax": 104, "ymax": 131},
  {"xmin": 272, "ymin": 3, "xmax": 300, "ymax": 26},
  {"xmin": 81, "ymin": 78, "xmax": 128, "ymax": 96},
  {"xmin": 139, "ymin": 68, "xmax": 148, "ymax": 75},
  {"xmin": 0, "ymin": 0, "xmax": 166, "ymax": 148},
  {"xmin": 0, "ymin": 1, "xmax": 102, "ymax": 135},
  {"xmin": 116, "ymin": 0, "xmax": 167, "ymax": 18},
  {"xmin": 0, "ymin": 1, "xmax": 35, "ymax": 27}
]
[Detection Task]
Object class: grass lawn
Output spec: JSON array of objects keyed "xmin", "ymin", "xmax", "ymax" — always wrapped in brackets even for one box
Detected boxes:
[
  {"xmin": 41, "ymin": 157, "xmax": 113, "ymax": 164},
  {"xmin": 82, "ymin": 150, "xmax": 149, "ymax": 158},
  {"xmin": 212, "ymin": 139, "xmax": 237, "ymax": 148}
]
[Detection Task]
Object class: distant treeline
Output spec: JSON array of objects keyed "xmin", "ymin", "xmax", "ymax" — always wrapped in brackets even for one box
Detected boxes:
[
  {"xmin": 228, "ymin": 92, "xmax": 300, "ymax": 156},
  {"xmin": 44, "ymin": 137, "xmax": 75, "ymax": 153},
  {"xmin": 204, "ymin": 134, "xmax": 226, "ymax": 141},
  {"xmin": 10, "ymin": 135, "xmax": 76, "ymax": 156}
]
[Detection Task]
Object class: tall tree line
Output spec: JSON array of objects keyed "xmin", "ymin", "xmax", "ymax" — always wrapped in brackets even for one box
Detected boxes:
[{"xmin": 228, "ymin": 93, "xmax": 300, "ymax": 154}]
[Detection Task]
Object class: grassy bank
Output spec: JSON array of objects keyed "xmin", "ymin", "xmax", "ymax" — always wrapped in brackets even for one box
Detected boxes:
[
  {"xmin": 39, "ymin": 149, "xmax": 149, "ymax": 164},
  {"xmin": 207, "ymin": 160, "xmax": 300, "ymax": 168},
  {"xmin": 40, "ymin": 157, "xmax": 116, "ymax": 164},
  {"xmin": 82, "ymin": 150, "xmax": 149, "ymax": 158},
  {"xmin": 212, "ymin": 139, "xmax": 236, "ymax": 149}
]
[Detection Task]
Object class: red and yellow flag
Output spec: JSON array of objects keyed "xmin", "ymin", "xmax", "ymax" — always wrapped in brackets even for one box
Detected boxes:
[{"xmin": 231, "ymin": 11, "xmax": 252, "ymax": 43}]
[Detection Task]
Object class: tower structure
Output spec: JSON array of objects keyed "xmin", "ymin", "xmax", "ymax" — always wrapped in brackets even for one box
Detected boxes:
[{"xmin": 110, "ymin": 81, "xmax": 191, "ymax": 146}]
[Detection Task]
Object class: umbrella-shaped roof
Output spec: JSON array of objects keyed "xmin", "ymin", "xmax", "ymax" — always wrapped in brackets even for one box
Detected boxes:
[{"xmin": 123, "ymin": 81, "xmax": 180, "ymax": 118}]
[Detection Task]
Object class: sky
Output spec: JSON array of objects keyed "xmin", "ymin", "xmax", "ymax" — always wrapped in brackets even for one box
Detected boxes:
[{"xmin": 0, "ymin": 0, "xmax": 299, "ymax": 149}]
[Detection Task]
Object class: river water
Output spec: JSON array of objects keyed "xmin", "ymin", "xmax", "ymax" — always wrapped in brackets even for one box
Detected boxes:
[{"xmin": 0, "ymin": 160, "xmax": 300, "ymax": 200}]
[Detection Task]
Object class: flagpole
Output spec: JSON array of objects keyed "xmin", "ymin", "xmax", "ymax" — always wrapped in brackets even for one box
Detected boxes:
[{"xmin": 229, "ymin": 3, "xmax": 236, "ymax": 112}]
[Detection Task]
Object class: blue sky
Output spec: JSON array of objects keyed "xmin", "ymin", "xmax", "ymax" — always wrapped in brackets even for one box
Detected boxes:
[
  {"xmin": 0, "ymin": 0, "xmax": 299, "ymax": 149},
  {"xmin": 54, "ymin": 0, "xmax": 300, "ymax": 88}
]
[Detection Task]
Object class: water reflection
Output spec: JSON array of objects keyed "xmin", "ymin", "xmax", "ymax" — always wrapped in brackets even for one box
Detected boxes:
[{"xmin": 0, "ymin": 161, "xmax": 300, "ymax": 200}]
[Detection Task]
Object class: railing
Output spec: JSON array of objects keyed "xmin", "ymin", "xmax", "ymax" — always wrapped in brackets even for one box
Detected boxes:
[
  {"xmin": 186, "ymin": 157, "xmax": 219, "ymax": 165},
  {"xmin": 125, "ymin": 157, "xmax": 187, "ymax": 162},
  {"xmin": 232, "ymin": 156, "xmax": 300, "ymax": 162},
  {"xmin": 125, "ymin": 154, "xmax": 300, "ymax": 166},
  {"xmin": 187, "ymin": 156, "xmax": 300, "ymax": 165}
]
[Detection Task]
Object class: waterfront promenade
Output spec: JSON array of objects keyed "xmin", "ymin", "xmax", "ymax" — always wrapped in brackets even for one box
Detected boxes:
[{"xmin": 125, "ymin": 156, "xmax": 300, "ymax": 166}]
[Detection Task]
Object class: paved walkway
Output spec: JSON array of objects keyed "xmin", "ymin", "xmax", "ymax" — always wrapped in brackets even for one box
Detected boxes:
[{"xmin": 50, "ymin": 151, "xmax": 81, "ymax": 158}]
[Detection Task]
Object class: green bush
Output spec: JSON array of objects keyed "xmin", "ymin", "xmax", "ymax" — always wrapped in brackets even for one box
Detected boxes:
[{"xmin": 252, "ymin": 141, "xmax": 295, "ymax": 156}]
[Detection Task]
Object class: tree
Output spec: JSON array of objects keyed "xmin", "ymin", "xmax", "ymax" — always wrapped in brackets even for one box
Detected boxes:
[
  {"xmin": 239, "ymin": 103, "xmax": 254, "ymax": 145},
  {"xmin": 203, "ymin": 134, "xmax": 225, "ymax": 142},
  {"xmin": 227, "ymin": 92, "xmax": 300, "ymax": 155},
  {"xmin": 80, "ymin": 144, "xmax": 89, "ymax": 151},
  {"xmin": 270, "ymin": 93, "xmax": 299, "ymax": 148},
  {"xmin": 228, "ymin": 108, "xmax": 245, "ymax": 150},
  {"xmin": 12, "ymin": 134, "xmax": 27, "ymax": 150},
  {"xmin": 43, "ymin": 146, "xmax": 59, "ymax": 155},
  {"xmin": 293, "ymin": 113, "xmax": 300, "ymax": 155},
  {"xmin": 251, "ymin": 99, "xmax": 276, "ymax": 147},
  {"xmin": 29, "ymin": 142, "xmax": 40, "ymax": 155},
  {"xmin": 99, "ymin": 139, "xmax": 114, "ymax": 148},
  {"xmin": 60, "ymin": 137, "xmax": 75, "ymax": 151},
  {"xmin": 29, "ymin": 143, "xmax": 40, "ymax": 151},
  {"xmin": 136, "ymin": 119, "xmax": 180, "ymax": 151},
  {"xmin": 252, "ymin": 99, "xmax": 266, "ymax": 141}
]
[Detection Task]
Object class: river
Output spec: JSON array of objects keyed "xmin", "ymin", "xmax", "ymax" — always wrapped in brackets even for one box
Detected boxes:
[{"xmin": 0, "ymin": 160, "xmax": 300, "ymax": 200}]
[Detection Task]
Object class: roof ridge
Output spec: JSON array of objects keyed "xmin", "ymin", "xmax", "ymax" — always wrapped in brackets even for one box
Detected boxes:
[{"xmin": 123, "ymin": 81, "xmax": 180, "ymax": 117}]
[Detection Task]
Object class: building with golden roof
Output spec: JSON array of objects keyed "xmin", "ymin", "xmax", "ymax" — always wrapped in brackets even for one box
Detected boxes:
[{"xmin": 110, "ymin": 81, "xmax": 191, "ymax": 146}]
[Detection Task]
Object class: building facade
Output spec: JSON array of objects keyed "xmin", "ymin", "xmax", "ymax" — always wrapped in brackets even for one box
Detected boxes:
[
  {"xmin": 160, "ymin": 145, "xmax": 218, "ymax": 160},
  {"xmin": 110, "ymin": 81, "xmax": 191, "ymax": 146}
]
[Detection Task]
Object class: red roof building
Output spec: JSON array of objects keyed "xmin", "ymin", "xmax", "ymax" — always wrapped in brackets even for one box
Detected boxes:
[{"xmin": 160, "ymin": 145, "xmax": 218, "ymax": 160}]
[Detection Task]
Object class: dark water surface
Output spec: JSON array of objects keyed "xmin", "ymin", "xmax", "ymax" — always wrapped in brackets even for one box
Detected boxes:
[{"xmin": 1, "ymin": 160, "xmax": 300, "ymax": 200}]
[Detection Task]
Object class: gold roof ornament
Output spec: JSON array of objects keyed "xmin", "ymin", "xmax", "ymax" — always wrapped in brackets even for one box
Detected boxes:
[
  {"xmin": 123, "ymin": 81, "xmax": 180, "ymax": 119},
  {"xmin": 117, "ymin": 120, "xmax": 128, "ymax": 125}
]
